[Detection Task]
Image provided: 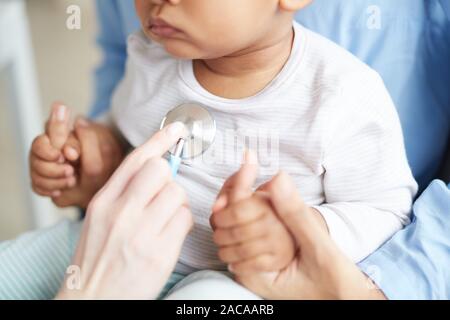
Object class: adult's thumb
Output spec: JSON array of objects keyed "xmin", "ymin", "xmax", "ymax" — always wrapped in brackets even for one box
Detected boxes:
[{"xmin": 263, "ymin": 171, "xmax": 319, "ymax": 246}]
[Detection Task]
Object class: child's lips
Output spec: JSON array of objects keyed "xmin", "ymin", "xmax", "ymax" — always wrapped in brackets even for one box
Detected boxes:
[{"xmin": 149, "ymin": 18, "xmax": 182, "ymax": 37}]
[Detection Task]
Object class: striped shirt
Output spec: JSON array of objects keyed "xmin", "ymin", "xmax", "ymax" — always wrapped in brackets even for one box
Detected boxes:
[{"xmin": 110, "ymin": 22, "xmax": 418, "ymax": 271}]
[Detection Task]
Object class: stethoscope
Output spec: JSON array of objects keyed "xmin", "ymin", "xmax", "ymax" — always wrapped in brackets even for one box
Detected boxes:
[{"xmin": 160, "ymin": 103, "xmax": 216, "ymax": 176}]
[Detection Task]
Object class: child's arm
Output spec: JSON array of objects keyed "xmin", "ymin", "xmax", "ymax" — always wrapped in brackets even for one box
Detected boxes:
[
  {"xmin": 212, "ymin": 71, "xmax": 418, "ymax": 269},
  {"xmin": 311, "ymin": 71, "xmax": 418, "ymax": 262}
]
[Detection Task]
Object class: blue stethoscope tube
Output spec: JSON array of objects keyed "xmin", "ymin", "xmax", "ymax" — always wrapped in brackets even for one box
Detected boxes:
[{"xmin": 169, "ymin": 138, "xmax": 185, "ymax": 177}]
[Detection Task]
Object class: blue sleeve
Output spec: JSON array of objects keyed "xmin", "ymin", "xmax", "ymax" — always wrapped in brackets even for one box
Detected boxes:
[
  {"xmin": 358, "ymin": 180, "xmax": 450, "ymax": 300},
  {"xmin": 89, "ymin": 0, "xmax": 128, "ymax": 119}
]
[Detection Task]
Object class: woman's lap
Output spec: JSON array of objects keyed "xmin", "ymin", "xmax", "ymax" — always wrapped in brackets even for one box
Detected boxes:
[
  {"xmin": 0, "ymin": 219, "xmax": 81, "ymax": 299},
  {"xmin": 0, "ymin": 221, "xmax": 260, "ymax": 300}
]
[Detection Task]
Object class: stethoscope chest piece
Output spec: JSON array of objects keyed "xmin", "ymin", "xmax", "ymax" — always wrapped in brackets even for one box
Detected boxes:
[{"xmin": 160, "ymin": 103, "xmax": 216, "ymax": 160}]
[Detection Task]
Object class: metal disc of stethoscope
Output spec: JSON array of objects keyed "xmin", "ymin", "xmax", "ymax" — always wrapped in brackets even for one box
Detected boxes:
[{"xmin": 160, "ymin": 103, "xmax": 216, "ymax": 160}]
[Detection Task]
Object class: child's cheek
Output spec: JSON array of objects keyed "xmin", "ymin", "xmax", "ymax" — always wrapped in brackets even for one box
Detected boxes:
[{"xmin": 134, "ymin": 0, "xmax": 148, "ymax": 24}]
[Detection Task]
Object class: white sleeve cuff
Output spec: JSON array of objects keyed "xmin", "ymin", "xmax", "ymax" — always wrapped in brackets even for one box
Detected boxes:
[{"xmin": 312, "ymin": 205, "xmax": 363, "ymax": 262}]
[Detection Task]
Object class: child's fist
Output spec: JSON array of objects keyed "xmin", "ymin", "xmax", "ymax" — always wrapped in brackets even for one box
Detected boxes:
[
  {"xmin": 29, "ymin": 102, "xmax": 124, "ymax": 210},
  {"xmin": 29, "ymin": 103, "xmax": 78, "ymax": 197},
  {"xmin": 212, "ymin": 191, "xmax": 296, "ymax": 273},
  {"xmin": 211, "ymin": 150, "xmax": 296, "ymax": 273}
]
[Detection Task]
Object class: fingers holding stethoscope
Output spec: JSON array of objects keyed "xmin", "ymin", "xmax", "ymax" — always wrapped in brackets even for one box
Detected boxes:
[
  {"xmin": 94, "ymin": 122, "xmax": 186, "ymax": 205},
  {"xmin": 128, "ymin": 175, "xmax": 193, "ymax": 258},
  {"xmin": 59, "ymin": 122, "xmax": 193, "ymax": 299},
  {"xmin": 83, "ymin": 121, "xmax": 192, "ymax": 245}
]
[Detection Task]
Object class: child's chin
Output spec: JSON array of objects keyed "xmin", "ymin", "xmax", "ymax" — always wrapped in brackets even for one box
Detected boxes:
[{"xmin": 164, "ymin": 42, "xmax": 206, "ymax": 60}]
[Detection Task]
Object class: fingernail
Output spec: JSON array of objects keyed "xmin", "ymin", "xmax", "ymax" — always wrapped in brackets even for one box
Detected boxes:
[
  {"xmin": 66, "ymin": 147, "xmax": 79, "ymax": 160},
  {"xmin": 52, "ymin": 190, "xmax": 61, "ymax": 198},
  {"xmin": 54, "ymin": 105, "xmax": 66, "ymax": 122},
  {"xmin": 76, "ymin": 117, "xmax": 89, "ymax": 127},
  {"xmin": 166, "ymin": 121, "xmax": 185, "ymax": 138}
]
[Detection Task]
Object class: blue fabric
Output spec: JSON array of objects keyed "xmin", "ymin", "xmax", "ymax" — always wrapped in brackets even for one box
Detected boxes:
[
  {"xmin": 295, "ymin": 0, "xmax": 450, "ymax": 191},
  {"xmin": 359, "ymin": 180, "xmax": 450, "ymax": 300},
  {"xmin": 157, "ymin": 272, "xmax": 185, "ymax": 300},
  {"xmin": 90, "ymin": 0, "xmax": 140, "ymax": 118}
]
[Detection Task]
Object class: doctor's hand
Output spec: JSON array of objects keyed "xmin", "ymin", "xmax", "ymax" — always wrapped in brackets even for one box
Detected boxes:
[
  {"xmin": 29, "ymin": 102, "xmax": 124, "ymax": 209},
  {"xmin": 56, "ymin": 122, "xmax": 193, "ymax": 300},
  {"xmin": 230, "ymin": 172, "xmax": 386, "ymax": 300}
]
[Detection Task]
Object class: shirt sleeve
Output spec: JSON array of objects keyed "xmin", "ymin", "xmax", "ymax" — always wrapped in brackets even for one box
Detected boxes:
[
  {"xmin": 313, "ymin": 71, "xmax": 418, "ymax": 262},
  {"xmin": 358, "ymin": 180, "xmax": 450, "ymax": 300},
  {"xmin": 89, "ymin": 0, "xmax": 129, "ymax": 119}
]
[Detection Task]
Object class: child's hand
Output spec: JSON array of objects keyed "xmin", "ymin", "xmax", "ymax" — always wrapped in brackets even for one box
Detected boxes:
[
  {"xmin": 49, "ymin": 118, "xmax": 125, "ymax": 209},
  {"xmin": 212, "ymin": 191, "xmax": 296, "ymax": 273},
  {"xmin": 220, "ymin": 171, "xmax": 376, "ymax": 300},
  {"xmin": 30, "ymin": 103, "xmax": 78, "ymax": 198},
  {"xmin": 211, "ymin": 151, "xmax": 296, "ymax": 273},
  {"xmin": 30, "ymin": 103, "xmax": 124, "ymax": 209}
]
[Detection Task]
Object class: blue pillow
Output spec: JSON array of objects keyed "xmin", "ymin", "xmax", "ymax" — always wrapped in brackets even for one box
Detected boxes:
[{"xmin": 296, "ymin": 0, "xmax": 450, "ymax": 191}]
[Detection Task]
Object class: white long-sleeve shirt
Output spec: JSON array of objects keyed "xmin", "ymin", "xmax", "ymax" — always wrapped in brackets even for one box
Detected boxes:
[{"xmin": 110, "ymin": 22, "xmax": 418, "ymax": 271}]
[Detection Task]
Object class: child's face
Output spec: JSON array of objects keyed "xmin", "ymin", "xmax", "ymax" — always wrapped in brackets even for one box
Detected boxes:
[{"xmin": 135, "ymin": 0, "xmax": 291, "ymax": 59}]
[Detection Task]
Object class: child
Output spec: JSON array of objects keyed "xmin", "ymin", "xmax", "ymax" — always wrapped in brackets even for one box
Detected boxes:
[{"xmin": 31, "ymin": 0, "xmax": 417, "ymax": 289}]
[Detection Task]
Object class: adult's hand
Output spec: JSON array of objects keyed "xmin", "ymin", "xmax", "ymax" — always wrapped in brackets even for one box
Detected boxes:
[
  {"xmin": 56, "ymin": 122, "xmax": 193, "ymax": 300},
  {"xmin": 234, "ymin": 172, "xmax": 386, "ymax": 300}
]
